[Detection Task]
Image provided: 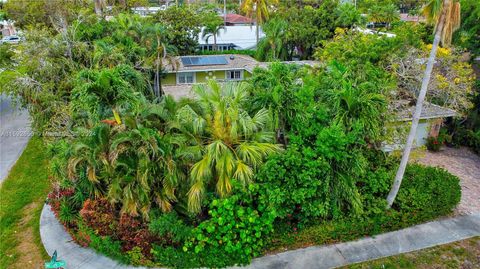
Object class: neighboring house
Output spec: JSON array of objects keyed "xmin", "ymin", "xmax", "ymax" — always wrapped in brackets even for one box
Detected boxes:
[
  {"xmin": 161, "ymin": 54, "xmax": 317, "ymax": 99},
  {"xmin": 356, "ymin": 27, "xmax": 396, "ymax": 38},
  {"xmin": 197, "ymin": 26, "xmax": 265, "ymax": 51},
  {"xmin": 131, "ymin": 6, "xmax": 165, "ymax": 16},
  {"xmin": 223, "ymin": 14, "xmax": 254, "ymax": 26},
  {"xmin": 399, "ymin": 13, "xmax": 426, "ymax": 23},
  {"xmin": 0, "ymin": 20, "xmax": 16, "ymax": 37},
  {"xmin": 382, "ymin": 101, "xmax": 456, "ymax": 152}
]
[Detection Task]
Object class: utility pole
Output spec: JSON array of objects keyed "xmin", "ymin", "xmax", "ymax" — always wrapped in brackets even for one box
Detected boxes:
[{"xmin": 224, "ymin": 0, "xmax": 227, "ymax": 25}]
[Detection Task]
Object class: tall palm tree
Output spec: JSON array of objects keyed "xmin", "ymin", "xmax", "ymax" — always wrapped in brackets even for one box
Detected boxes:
[
  {"xmin": 241, "ymin": 0, "xmax": 279, "ymax": 45},
  {"xmin": 386, "ymin": 0, "xmax": 461, "ymax": 208},
  {"xmin": 141, "ymin": 23, "xmax": 178, "ymax": 98},
  {"xmin": 173, "ymin": 81, "xmax": 282, "ymax": 213},
  {"xmin": 202, "ymin": 21, "xmax": 226, "ymax": 51}
]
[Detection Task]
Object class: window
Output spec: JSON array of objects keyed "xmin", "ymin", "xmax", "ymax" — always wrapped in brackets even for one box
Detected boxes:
[
  {"xmin": 226, "ymin": 70, "xmax": 242, "ymax": 80},
  {"xmin": 177, "ymin": 72, "xmax": 195, "ymax": 84}
]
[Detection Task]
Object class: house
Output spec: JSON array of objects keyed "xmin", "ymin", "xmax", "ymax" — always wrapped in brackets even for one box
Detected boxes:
[
  {"xmin": 223, "ymin": 14, "xmax": 254, "ymax": 26},
  {"xmin": 382, "ymin": 101, "xmax": 456, "ymax": 152},
  {"xmin": 131, "ymin": 6, "xmax": 165, "ymax": 16},
  {"xmin": 399, "ymin": 13, "xmax": 426, "ymax": 23},
  {"xmin": 0, "ymin": 20, "xmax": 16, "ymax": 37},
  {"xmin": 197, "ymin": 26, "xmax": 265, "ymax": 51},
  {"xmin": 161, "ymin": 54, "xmax": 317, "ymax": 99}
]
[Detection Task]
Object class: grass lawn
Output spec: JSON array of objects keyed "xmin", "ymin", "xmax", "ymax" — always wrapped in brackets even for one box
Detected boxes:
[
  {"xmin": 0, "ymin": 137, "xmax": 51, "ymax": 269},
  {"xmin": 343, "ymin": 236, "xmax": 480, "ymax": 269}
]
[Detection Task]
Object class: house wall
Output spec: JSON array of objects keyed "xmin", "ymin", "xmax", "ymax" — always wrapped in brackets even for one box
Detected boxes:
[
  {"xmin": 162, "ymin": 73, "xmax": 177, "ymax": 85},
  {"xmin": 162, "ymin": 70, "xmax": 251, "ymax": 85},
  {"xmin": 196, "ymin": 70, "xmax": 226, "ymax": 83},
  {"xmin": 382, "ymin": 118, "xmax": 443, "ymax": 152}
]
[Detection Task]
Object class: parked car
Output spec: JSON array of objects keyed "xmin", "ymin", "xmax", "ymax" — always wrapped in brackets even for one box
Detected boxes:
[{"xmin": 0, "ymin": 35, "xmax": 23, "ymax": 45}]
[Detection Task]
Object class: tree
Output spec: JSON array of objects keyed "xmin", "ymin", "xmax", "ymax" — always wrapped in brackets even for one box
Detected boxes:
[
  {"xmin": 155, "ymin": 6, "xmax": 202, "ymax": 55},
  {"xmin": 256, "ymin": 17, "xmax": 288, "ymax": 60},
  {"xmin": 367, "ymin": 1, "xmax": 400, "ymax": 29},
  {"xmin": 386, "ymin": 0, "xmax": 461, "ymax": 208},
  {"xmin": 173, "ymin": 81, "xmax": 282, "ymax": 213},
  {"xmin": 4, "ymin": 0, "xmax": 90, "ymax": 28},
  {"xmin": 276, "ymin": 1, "xmax": 340, "ymax": 59},
  {"xmin": 241, "ymin": 0, "xmax": 279, "ymax": 45},
  {"xmin": 71, "ymin": 65, "xmax": 145, "ymax": 125},
  {"xmin": 335, "ymin": 3, "xmax": 363, "ymax": 28},
  {"xmin": 453, "ymin": 0, "xmax": 480, "ymax": 55},
  {"xmin": 142, "ymin": 23, "xmax": 178, "ymax": 97},
  {"xmin": 201, "ymin": 12, "xmax": 225, "ymax": 51}
]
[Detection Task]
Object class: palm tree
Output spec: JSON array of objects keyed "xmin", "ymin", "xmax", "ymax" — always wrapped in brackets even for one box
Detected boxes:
[
  {"xmin": 173, "ymin": 81, "xmax": 282, "ymax": 213},
  {"xmin": 386, "ymin": 0, "xmax": 461, "ymax": 208},
  {"xmin": 141, "ymin": 23, "xmax": 178, "ymax": 98},
  {"xmin": 256, "ymin": 17, "xmax": 287, "ymax": 60},
  {"xmin": 72, "ymin": 65, "xmax": 144, "ymax": 125},
  {"xmin": 108, "ymin": 118, "xmax": 182, "ymax": 217},
  {"xmin": 202, "ymin": 22, "xmax": 225, "ymax": 51},
  {"xmin": 67, "ymin": 124, "xmax": 115, "ymax": 198},
  {"xmin": 241, "ymin": 0, "xmax": 279, "ymax": 45},
  {"xmin": 92, "ymin": 40, "xmax": 127, "ymax": 68}
]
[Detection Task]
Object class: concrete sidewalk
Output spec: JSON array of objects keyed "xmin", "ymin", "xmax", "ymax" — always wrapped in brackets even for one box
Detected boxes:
[
  {"xmin": 40, "ymin": 203, "xmax": 480, "ymax": 269},
  {"xmin": 0, "ymin": 95, "xmax": 31, "ymax": 183}
]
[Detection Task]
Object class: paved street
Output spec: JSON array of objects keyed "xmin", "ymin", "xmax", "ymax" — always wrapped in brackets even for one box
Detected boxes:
[{"xmin": 0, "ymin": 94, "xmax": 31, "ymax": 183}]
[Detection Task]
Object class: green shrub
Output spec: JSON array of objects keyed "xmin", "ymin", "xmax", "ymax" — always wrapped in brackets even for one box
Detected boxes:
[
  {"xmin": 184, "ymin": 185, "xmax": 276, "ymax": 266},
  {"xmin": 394, "ymin": 164, "xmax": 461, "ymax": 221},
  {"xmin": 149, "ymin": 211, "xmax": 193, "ymax": 244},
  {"xmin": 426, "ymin": 136, "xmax": 442, "ymax": 151},
  {"xmin": 77, "ymin": 223, "xmax": 128, "ymax": 264},
  {"xmin": 256, "ymin": 148, "xmax": 330, "ymax": 222}
]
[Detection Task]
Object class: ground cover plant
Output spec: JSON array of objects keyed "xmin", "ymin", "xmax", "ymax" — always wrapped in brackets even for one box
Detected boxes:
[{"xmin": 0, "ymin": 1, "xmax": 474, "ymax": 267}]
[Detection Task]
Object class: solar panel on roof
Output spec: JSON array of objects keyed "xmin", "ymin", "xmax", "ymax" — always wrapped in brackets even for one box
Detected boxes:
[
  {"xmin": 181, "ymin": 57, "xmax": 192, "ymax": 66},
  {"xmin": 181, "ymin": 56, "xmax": 228, "ymax": 66}
]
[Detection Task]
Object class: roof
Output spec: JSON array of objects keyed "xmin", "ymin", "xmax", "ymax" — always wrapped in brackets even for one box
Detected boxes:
[
  {"xmin": 164, "ymin": 54, "xmax": 259, "ymax": 73},
  {"xmin": 223, "ymin": 14, "xmax": 253, "ymax": 24},
  {"xmin": 355, "ymin": 27, "xmax": 396, "ymax": 38},
  {"xmin": 198, "ymin": 26, "xmax": 265, "ymax": 50},
  {"xmin": 163, "ymin": 55, "xmax": 320, "ymax": 73},
  {"xmin": 393, "ymin": 100, "xmax": 457, "ymax": 121},
  {"xmin": 400, "ymin": 13, "xmax": 426, "ymax": 22},
  {"xmin": 249, "ymin": 61, "xmax": 319, "ymax": 73}
]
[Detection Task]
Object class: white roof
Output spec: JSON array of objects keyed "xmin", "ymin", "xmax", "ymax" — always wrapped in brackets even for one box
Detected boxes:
[
  {"xmin": 355, "ymin": 27, "xmax": 396, "ymax": 38},
  {"xmin": 198, "ymin": 26, "xmax": 265, "ymax": 50}
]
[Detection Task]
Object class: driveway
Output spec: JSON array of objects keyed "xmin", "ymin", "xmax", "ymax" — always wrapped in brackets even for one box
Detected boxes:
[
  {"xmin": 416, "ymin": 147, "xmax": 480, "ymax": 215},
  {"xmin": 0, "ymin": 94, "xmax": 31, "ymax": 183}
]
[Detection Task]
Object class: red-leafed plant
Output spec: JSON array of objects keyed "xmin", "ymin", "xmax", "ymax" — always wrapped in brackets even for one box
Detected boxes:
[{"xmin": 79, "ymin": 198, "xmax": 118, "ymax": 236}]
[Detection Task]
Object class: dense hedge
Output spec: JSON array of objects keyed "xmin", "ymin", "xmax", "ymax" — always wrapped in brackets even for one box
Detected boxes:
[{"xmin": 50, "ymin": 163, "xmax": 461, "ymax": 268}]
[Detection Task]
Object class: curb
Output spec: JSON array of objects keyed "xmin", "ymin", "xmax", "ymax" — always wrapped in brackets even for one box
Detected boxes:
[{"xmin": 40, "ymin": 204, "xmax": 480, "ymax": 269}]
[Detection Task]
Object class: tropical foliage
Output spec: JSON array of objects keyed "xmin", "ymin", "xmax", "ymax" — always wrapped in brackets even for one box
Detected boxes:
[{"xmin": 1, "ymin": 2, "xmax": 474, "ymax": 267}]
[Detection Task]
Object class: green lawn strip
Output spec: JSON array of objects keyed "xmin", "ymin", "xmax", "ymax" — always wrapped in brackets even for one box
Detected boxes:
[
  {"xmin": 0, "ymin": 137, "xmax": 51, "ymax": 269},
  {"xmin": 343, "ymin": 236, "xmax": 480, "ymax": 269}
]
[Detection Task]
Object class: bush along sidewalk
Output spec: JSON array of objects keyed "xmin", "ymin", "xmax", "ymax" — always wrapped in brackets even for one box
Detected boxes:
[{"xmin": 47, "ymin": 163, "xmax": 461, "ymax": 268}]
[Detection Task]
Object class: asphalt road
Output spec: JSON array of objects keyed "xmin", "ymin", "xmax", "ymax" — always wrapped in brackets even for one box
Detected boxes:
[{"xmin": 0, "ymin": 94, "xmax": 30, "ymax": 183}]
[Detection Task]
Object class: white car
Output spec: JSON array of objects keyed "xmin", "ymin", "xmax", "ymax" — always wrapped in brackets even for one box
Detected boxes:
[{"xmin": 0, "ymin": 35, "xmax": 22, "ymax": 45}]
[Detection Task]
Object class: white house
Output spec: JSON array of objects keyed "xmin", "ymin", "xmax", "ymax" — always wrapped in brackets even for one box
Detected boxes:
[{"xmin": 198, "ymin": 26, "xmax": 265, "ymax": 51}]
